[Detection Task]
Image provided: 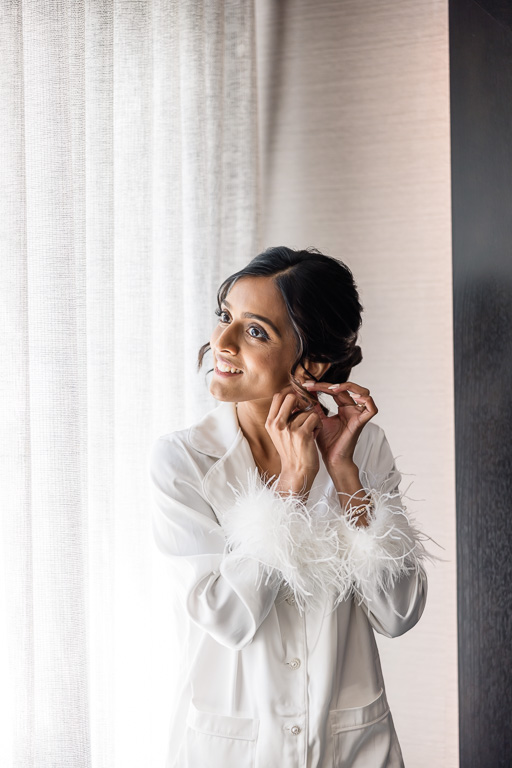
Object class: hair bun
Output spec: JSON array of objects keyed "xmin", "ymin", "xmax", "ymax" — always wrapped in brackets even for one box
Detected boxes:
[{"xmin": 348, "ymin": 343, "xmax": 362, "ymax": 368}]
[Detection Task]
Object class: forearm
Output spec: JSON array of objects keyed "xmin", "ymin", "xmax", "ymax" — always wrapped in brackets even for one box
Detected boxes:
[
  {"xmin": 327, "ymin": 460, "xmax": 371, "ymax": 528},
  {"xmin": 275, "ymin": 460, "xmax": 371, "ymax": 528}
]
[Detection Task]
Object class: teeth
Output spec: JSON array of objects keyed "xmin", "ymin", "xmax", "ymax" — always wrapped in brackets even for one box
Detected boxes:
[{"xmin": 217, "ymin": 362, "xmax": 242, "ymax": 374}]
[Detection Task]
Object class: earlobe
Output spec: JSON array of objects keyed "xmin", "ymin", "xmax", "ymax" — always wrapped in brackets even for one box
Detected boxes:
[{"xmin": 301, "ymin": 360, "xmax": 331, "ymax": 382}]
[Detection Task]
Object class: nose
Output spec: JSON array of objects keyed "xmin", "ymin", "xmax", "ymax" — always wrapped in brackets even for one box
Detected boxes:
[{"xmin": 213, "ymin": 321, "xmax": 239, "ymax": 355}]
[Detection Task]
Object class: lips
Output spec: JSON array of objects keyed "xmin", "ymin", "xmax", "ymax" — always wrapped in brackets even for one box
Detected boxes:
[
  {"xmin": 215, "ymin": 355, "xmax": 243, "ymax": 374},
  {"xmin": 214, "ymin": 366, "xmax": 243, "ymax": 377}
]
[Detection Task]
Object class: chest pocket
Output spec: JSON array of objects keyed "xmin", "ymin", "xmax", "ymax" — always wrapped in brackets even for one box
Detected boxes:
[
  {"xmin": 180, "ymin": 699, "xmax": 259, "ymax": 768},
  {"xmin": 329, "ymin": 688, "xmax": 403, "ymax": 767}
]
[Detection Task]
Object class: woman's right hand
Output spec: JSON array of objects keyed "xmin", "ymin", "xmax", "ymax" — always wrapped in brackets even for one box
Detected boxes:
[{"xmin": 265, "ymin": 385, "xmax": 323, "ymax": 497}]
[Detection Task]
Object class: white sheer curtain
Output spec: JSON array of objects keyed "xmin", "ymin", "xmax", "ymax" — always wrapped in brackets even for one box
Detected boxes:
[{"xmin": 0, "ymin": 1, "xmax": 259, "ymax": 765}]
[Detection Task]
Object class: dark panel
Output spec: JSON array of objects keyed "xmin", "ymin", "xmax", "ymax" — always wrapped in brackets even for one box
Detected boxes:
[
  {"xmin": 472, "ymin": 0, "xmax": 512, "ymax": 32},
  {"xmin": 450, "ymin": 1, "xmax": 512, "ymax": 767}
]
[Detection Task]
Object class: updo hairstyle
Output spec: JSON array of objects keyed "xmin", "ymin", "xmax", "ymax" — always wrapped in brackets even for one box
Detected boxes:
[{"xmin": 197, "ymin": 246, "xmax": 363, "ymax": 411}]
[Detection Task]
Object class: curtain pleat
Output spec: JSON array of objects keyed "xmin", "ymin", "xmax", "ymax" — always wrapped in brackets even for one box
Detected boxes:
[
  {"xmin": 0, "ymin": 1, "xmax": 260, "ymax": 766},
  {"xmin": 1, "ymin": 6, "xmax": 32, "ymax": 768}
]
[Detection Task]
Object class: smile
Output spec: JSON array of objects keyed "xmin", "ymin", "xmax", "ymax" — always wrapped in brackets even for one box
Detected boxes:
[
  {"xmin": 214, "ymin": 364, "xmax": 243, "ymax": 377},
  {"xmin": 214, "ymin": 358, "xmax": 243, "ymax": 374}
]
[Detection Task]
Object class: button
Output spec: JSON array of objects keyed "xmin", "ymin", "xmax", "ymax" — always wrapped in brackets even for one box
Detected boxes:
[
  {"xmin": 287, "ymin": 657, "xmax": 301, "ymax": 670},
  {"xmin": 285, "ymin": 594, "xmax": 296, "ymax": 605},
  {"xmin": 290, "ymin": 725, "xmax": 301, "ymax": 735}
]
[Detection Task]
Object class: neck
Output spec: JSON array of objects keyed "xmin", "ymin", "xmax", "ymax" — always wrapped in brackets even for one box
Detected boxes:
[{"xmin": 235, "ymin": 399, "xmax": 279, "ymax": 461}]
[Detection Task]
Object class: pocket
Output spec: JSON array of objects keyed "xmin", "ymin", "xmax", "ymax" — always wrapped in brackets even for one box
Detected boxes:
[
  {"xmin": 182, "ymin": 699, "xmax": 259, "ymax": 768},
  {"xmin": 329, "ymin": 688, "xmax": 397, "ymax": 768}
]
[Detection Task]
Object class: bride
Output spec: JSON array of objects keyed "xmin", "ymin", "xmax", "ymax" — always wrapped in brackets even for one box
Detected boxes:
[{"xmin": 149, "ymin": 245, "xmax": 434, "ymax": 768}]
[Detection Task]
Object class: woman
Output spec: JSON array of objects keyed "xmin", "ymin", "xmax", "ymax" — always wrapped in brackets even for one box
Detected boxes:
[{"xmin": 149, "ymin": 246, "xmax": 435, "ymax": 768}]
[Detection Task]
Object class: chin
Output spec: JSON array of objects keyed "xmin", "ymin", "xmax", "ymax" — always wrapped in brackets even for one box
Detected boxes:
[
  {"xmin": 209, "ymin": 378, "xmax": 278, "ymax": 404},
  {"xmin": 212, "ymin": 393, "xmax": 238, "ymax": 403},
  {"xmin": 208, "ymin": 383, "xmax": 238, "ymax": 403}
]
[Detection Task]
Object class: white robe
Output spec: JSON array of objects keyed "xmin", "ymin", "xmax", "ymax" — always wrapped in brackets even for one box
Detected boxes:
[{"xmin": 148, "ymin": 400, "xmax": 432, "ymax": 768}]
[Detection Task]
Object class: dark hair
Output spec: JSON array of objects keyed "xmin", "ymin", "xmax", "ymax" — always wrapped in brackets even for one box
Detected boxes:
[{"xmin": 198, "ymin": 246, "xmax": 363, "ymax": 408}]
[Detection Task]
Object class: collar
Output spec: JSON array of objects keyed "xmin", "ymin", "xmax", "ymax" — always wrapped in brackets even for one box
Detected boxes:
[
  {"xmin": 187, "ymin": 400, "xmax": 333, "ymax": 518},
  {"xmin": 187, "ymin": 400, "xmax": 241, "ymax": 458},
  {"xmin": 187, "ymin": 399, "xmax": 338, "ymax": 459}
]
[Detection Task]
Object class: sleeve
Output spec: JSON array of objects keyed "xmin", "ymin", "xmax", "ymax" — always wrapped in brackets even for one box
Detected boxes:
[
  {"xmin": 336, "ymin": 426, "xmax": 437, "ymax": 638},
  {"xmin": 218, "ymin": 426, "xmax": 440, "ymax": 631},
  {"xmin": 148, "ymin": 436, "xmax": 283, "ymax": 651}
]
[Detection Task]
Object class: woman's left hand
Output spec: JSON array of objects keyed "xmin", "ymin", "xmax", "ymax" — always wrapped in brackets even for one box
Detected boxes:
[{"xmin": 302, "ymin": 380, "xmax": 378, "ymax": 468}]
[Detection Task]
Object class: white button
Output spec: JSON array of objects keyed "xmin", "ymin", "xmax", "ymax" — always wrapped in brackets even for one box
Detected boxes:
[
  {"xmin": 291, "ymin": 725, "xmax": 301, "ymax": 735},
  {"xmin": 288, "ymin": 657, "xmax": 301, "ymax": 669}
]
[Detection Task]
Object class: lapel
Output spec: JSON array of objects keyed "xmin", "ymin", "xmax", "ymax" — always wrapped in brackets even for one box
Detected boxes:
[{"xmin": 187, "ymin": 401, "xmax": 334, "ymax": 521}]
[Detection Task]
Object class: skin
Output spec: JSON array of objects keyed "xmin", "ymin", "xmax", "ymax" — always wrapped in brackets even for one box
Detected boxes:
[{"xmin": 209, "ymin": 275, "xmax": 378, "ymax": 527}]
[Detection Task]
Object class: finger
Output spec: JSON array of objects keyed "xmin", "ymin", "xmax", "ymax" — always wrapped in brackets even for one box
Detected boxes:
[
  {"xmin": 289, "ymin": 408, "xmax": 321, "ymax": 430},
  {"xmin": 312, "ymin": 401, "xmax": 329, "ymax": 421},
  {"xmin": 275, "ymin": 392, "xmax": 305, "ymax": 428},
  {"xmin": 304, "ymin": 386, "xmax": 358, "ymax": 411},
  {"xmin": 295, "ymin": 410, "xmax": 322, "ymax": 433},
  {"xmin": 303, "ymin": 380, "xmax": 370, "ymax": 397},
  {"xmin": 331, "ymin": 389, "xmax": 360, "ymax": 408},
  {"xmin": 266, "ymin": 386, "xmax": 297, "ymax": 423},
  {"xmin": 350, "ymin": 394, "xmax": 378, "ymax": 420},
  {"xmin": 330, "ymin": 381, "xmax": 370, "ymax": 397},
  {"xmin": 294, "ymin": 401, "xmax": 328, "ymax": 423},
  {"xmin": 303, "ymin": 381, "xmax": 371, "ymax": 411}
]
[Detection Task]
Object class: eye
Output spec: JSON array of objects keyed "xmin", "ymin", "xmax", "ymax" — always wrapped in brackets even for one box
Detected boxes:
[
  {"xmin": 215, "ymin": 308, "xmax": 230, "ymax": 323},
  {"xmin": 215, "ymin": 307, "xmax": 270, "ymax": 341},
  {"xmin": 248, "ymin": 325, "xmax": 269, "ymax": 340}
]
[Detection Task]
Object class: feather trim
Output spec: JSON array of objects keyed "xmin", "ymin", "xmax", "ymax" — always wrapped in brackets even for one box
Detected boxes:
[
  {"xmin": 217, "ymin": 467, "xmax": 442, "ymax": 616},
  {"xmin": 219, "ymin": 468, "xmax": 347, "ymax": 614},
  {"xmin": 331, "ymin": 481, "xmax": 442, "ymax": 614}
]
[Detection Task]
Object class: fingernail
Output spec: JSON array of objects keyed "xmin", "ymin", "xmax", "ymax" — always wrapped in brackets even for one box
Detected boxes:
[
  {"xmin": 302, "ymin": 381, "xmax": 315, "ymax": 388},
  {"xmin": 328, "ymin": 384, "xmax": 340, "ymax": 389}
]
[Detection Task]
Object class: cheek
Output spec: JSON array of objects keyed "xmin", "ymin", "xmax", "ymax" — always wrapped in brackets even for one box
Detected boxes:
[
  {"xmin": 262, "ymin": 348, "xmax": 293, "ymax": 380},
  {"xmin": 210, "ymin": 326, "xmax": 221, "ymax": 347}
]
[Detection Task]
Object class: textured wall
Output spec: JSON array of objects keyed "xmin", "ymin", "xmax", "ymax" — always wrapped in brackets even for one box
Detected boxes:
[{"xmin": 255, "ymin": 0, "xmax": 457, "ymax": 764}]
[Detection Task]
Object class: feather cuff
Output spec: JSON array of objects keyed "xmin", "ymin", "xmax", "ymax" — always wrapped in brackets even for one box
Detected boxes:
[
  {"xmin": 217, "ymin": 467, "xmax": 440, "ymax": 615},
  {"xmin": 332, "ymin": 481, "xmax": 439, "ymax": 612},
  {"xmin": 218, "ymin": 468, "xmax": 347, "ymax": 614}
]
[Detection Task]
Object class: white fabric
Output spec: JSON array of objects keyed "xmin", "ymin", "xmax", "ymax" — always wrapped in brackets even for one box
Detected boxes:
[
  {"xmin": 0, "ymin": 2, "xmax": 258, "ymax": 766},
  {"xmin": 149, "ymin": 400, "xmax": 432, "ymax": 767}
]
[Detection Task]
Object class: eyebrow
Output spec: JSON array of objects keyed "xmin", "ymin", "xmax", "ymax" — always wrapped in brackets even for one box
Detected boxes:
[{"xmin": 223, "ymin": 299, "xmax": 282, "ymax": 338}]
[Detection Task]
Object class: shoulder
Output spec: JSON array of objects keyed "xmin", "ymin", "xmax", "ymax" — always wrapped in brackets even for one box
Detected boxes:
[
  {"xmin": 148, "ymin": 401, "xmax": 238, "ymax": 474},
  {"xmin": 147, "ymin": 425, "xmax": 213, "ymax": 490},
  {"xmin": 149, "ymin": 426, "xmax": 191, "ymax": 462}
]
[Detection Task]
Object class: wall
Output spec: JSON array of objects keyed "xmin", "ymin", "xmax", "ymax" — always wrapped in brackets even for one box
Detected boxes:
[
  {"xmin": 255, "ymin": 1, "xmax": 457, "ymax": 764},
  {"xmin": 450, "ymin": 0, "xmax": 512, "ymax": 765}
]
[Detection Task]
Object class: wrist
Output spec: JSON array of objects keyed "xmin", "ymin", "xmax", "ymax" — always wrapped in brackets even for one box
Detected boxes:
[
  {"xmin": 276, "ymin": 468, "xmax": 316, "ymax": 498},
  {"xmin": 327, "ymin": 461, "xmax": 370, "ymax": 523},
  {"xmin": 326, "ymin": 459, "xmax": 360, "ymax": 484}
]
